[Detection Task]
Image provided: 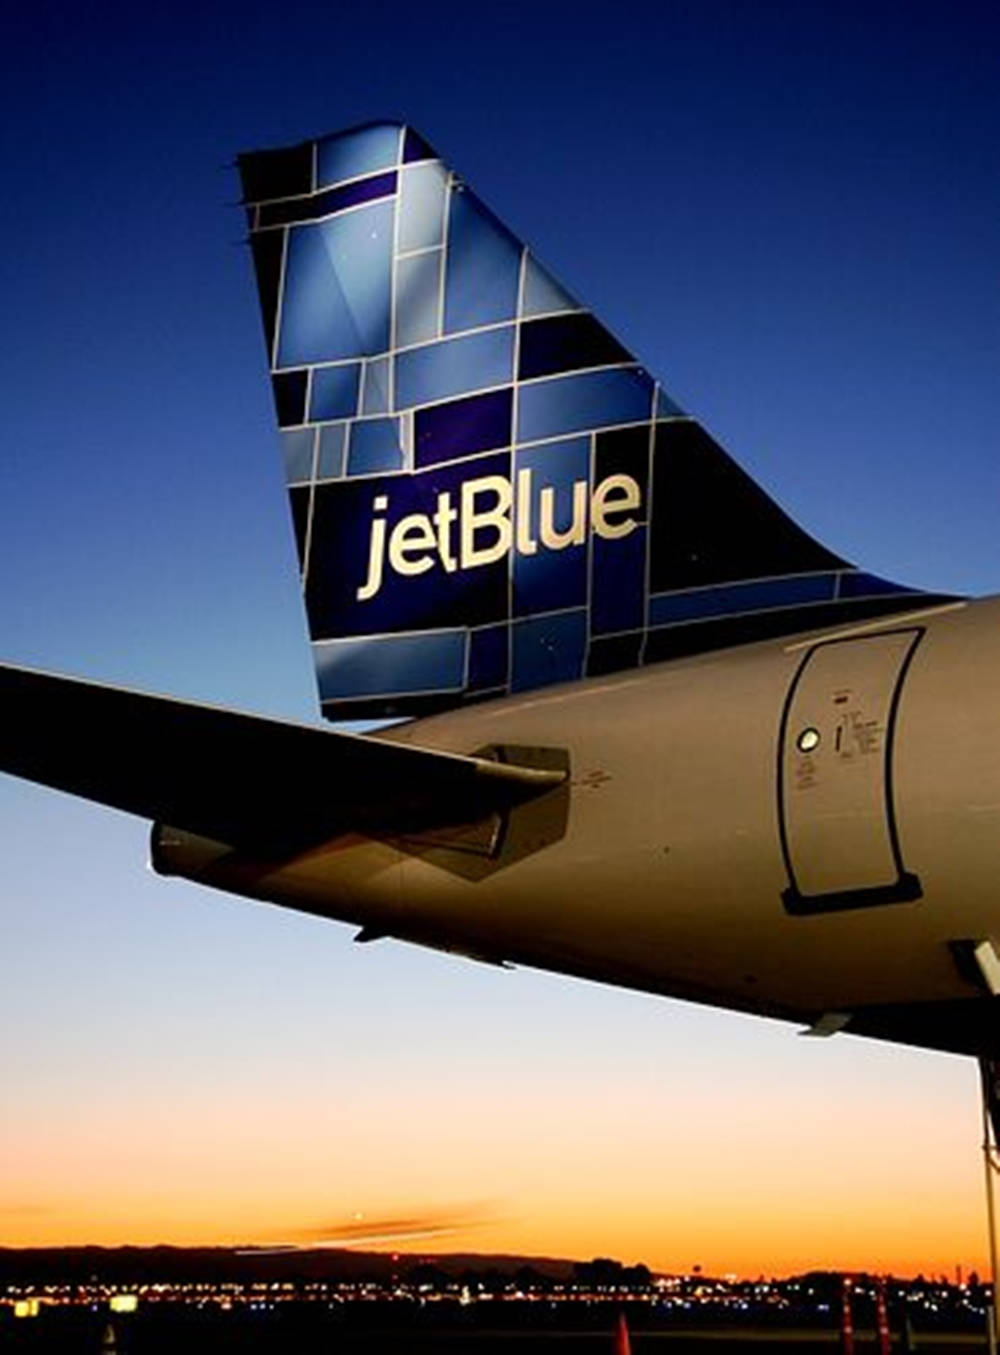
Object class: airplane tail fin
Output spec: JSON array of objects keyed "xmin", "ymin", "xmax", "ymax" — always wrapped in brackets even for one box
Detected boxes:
[{"xmin": 238, "ymin": 122, "xmax": 937, "ymax": 721}]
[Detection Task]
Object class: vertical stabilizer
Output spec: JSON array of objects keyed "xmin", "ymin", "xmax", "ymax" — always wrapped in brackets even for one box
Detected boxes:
[{"xmin": 239, "ymin": 122, "xmax": 933, "ymax": 720}]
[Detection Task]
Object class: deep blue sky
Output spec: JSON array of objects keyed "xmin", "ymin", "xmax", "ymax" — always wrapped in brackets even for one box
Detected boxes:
[
  {"xmin": 1, "ymin": 1, "xmax": 999, "ymax": 1268},
  {"xmin": 2, "ymin": 2, "xmax": 998, "ymax": 700}
]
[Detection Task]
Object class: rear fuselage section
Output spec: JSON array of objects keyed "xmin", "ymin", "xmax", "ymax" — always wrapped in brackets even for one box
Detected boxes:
[{"xmin": 154, "ymin": 596, "xmax": 1000, "ymax": 1047}]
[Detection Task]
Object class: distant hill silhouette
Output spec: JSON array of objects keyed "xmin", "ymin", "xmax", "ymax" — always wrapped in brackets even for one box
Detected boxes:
[{"xmin": 0, "ymin": 1246, "xmax": 583, "ymax": 1285}]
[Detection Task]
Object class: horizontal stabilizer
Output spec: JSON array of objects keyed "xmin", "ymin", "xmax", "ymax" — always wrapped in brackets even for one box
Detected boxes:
[{"xmin": 0, "ymin": 664, "xmax": 565, "ymax": 853}]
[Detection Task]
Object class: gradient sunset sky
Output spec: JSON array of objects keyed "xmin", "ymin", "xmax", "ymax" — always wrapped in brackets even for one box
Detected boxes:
[{"xmin": 1, "ymin": 1, "xmax": 999, "ymax": 1278}]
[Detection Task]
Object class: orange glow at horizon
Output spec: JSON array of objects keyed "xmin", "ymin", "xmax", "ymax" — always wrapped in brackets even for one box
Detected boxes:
[
  {"xmin": 0, "ymin": 1203, "xmax": 988, "ymax": 1282},
  {"xmin": 1, "ymin": 1039, "xmax": 990, "ymax": 1280}
]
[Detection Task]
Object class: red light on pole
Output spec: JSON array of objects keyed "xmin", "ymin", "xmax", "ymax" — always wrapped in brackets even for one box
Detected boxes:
[
  {"xmin": 875, "ymin": 1278, "xmax": 891, "ymax": 1355},
  {"xmin": 840, "ymin": 1275, "xmax": 854, "ymax": 1355}
]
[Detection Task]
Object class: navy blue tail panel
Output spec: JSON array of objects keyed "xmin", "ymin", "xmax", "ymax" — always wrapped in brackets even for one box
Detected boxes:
[{"xmin": 238, "ymin": 122, "xmax": 931, "ymax": 720}]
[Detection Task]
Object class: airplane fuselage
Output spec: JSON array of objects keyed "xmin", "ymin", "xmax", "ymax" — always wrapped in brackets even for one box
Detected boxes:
[{"xmin": 155, "ymin": 595, "xmax": 1000, "ymax": 1050}]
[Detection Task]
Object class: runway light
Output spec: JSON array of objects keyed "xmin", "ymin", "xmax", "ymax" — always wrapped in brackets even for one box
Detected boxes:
[
  {"xmin": 110, "ymin": 1295, "xmax": 138, "ymax": 1313},
  {"xmin": 14, "ymin": 1299, "xmax": 41, "ymax": 1318}
]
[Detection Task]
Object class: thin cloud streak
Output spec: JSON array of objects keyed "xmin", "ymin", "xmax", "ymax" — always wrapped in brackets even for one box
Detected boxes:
[{"xmin": 237, "ymin": 1203, "xmax": 494, "ymax": 1253}]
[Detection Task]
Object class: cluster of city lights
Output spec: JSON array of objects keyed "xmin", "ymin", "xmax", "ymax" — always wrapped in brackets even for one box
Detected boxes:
[{"xmin": 2, "ymin": 1271, "xmax": 991, "ymax": 1323}]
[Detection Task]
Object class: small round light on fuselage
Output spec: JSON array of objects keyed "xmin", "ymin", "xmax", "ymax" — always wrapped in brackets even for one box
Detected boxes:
[{"xmin": 796, "ymin": 727, "xmax": 821, "ymax": 753}]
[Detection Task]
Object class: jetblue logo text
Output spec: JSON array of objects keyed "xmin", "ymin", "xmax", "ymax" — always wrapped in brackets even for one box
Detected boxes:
[{"xmin": 357, "ymin": 470, "xmax": 642, "ymax": 602}]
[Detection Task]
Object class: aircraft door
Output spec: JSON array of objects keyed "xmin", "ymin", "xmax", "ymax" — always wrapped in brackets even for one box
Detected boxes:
[{"xmin": 778, "ymin": 628, "xmax": 923, "ymax": 914}]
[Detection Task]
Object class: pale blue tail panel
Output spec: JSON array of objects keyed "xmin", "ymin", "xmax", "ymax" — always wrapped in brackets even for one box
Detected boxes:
[{"xmin": 239, "ymin": 122, "xmax": 934, "ymax": 720}]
